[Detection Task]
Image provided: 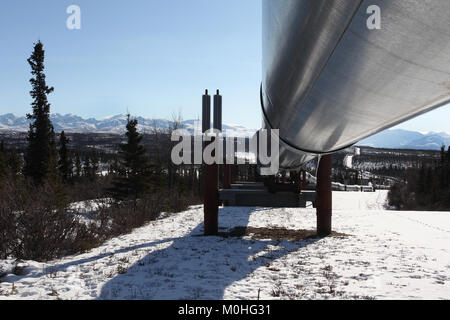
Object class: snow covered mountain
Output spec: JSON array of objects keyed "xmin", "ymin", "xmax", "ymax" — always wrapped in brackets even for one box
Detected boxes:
[
  {"xmin": 1, "ymin": 113, "xmax": 448, "ymax": 149},
  {"xmin": 357, "ymin": 129, "xmax": 450, "ymax": 150},
  {"xmin": 0, "ymin": 113, "xmax": 257, "ymax": 138}
]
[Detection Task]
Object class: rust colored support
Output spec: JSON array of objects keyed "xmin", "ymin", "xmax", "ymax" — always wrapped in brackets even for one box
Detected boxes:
[
  {"xmin": 316, "ymin": 154, "xmax": 332, "ymax": 236},
  {"xmin": 204, "ymin": 163, "xmax": 219, "ymax": 235},
  {"xmin": 202, "ymin": 89, "xmax": 219, "ymax": 236}
]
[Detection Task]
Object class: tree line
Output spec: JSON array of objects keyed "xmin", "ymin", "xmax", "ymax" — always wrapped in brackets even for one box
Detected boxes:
[{"xmin": 388, "ymin": 146, "xmax": 450, "ymax": 210}]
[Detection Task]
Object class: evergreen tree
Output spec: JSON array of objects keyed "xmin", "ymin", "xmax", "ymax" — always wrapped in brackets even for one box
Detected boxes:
[
  {"xmin": 439, "ymin": 146, "xmax": 449, "ymax": 190},
  {"xmin": 90, "ymin": 148, "xmax": 99, "ymax": 180},
  {"xmin": 447, "ymin": 146, "xmax": 450, "ymax": 163},
  {"xmin": 23, "ymin": 41, "xmax": 58, "ymax": 185},
  {"xmin": 8, "ymin": 150, "xmax": 22, "ymax": 176},
  {"xmin": 0, "ymin": 141, "xmax": 22, "ymax": 179},
  {"xmin": 108, "ymin": 115, "xmax": 153, "ymax": 204},
  {"xmin": 74, "ymin": 152, "xmax": 82, "ymax": 178},
  {"xmin": 83, "ymin": 155, "xmax": 91, "ymax": 178},
  {"xmin": 109, "ymin": 157, "xmax": 120, "ymax": 175},
  {"xmin": 47, "ymin": 127, "xmax": 60, "ymax": 184},
  {"xmin": 0, "ymin": 141, "xmax": 7, "ymax": 179},
  {"xmin": 81, "ymin": 150, "xmax": 99, "ymax": 181},
  {"xmin": 58, "ymin": 131, "xmax": 72, "ymax": 182},
  {"xmin": 417, "ymin": 164, "xmax": 426, "ymax": 194}
]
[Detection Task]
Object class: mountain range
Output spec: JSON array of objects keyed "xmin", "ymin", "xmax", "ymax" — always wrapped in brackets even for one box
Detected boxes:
[
  {"xmin": 357, "ymin": 129, "xmax": 450, "ymax": 150},
  {"xmin": 0, "ymin": 113, "xmax": 256, "ymax": 138},
  {"xmin": 0, "ymin": 113, "xmax": 448, "ymax": 150}
]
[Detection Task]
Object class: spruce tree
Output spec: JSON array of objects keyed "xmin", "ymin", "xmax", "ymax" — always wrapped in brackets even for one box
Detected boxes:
[
  {"xmin": 74, "ymin": 152, "xmax": 82, "ymax": 178},
  {"xmin": 90, "ymin": 148, "xmax": 99, "ymax": 180},
  {"xmin": 108, "ymin": 115, "xmax": 153, "ymax": 203},
  {"xmin": 417, "ymin": 164, "xmax": 426, "ymax": 195},
  {"xmin": 83, "ymin": 155, "xmax": 91, "ymax": 178},
  {"xmin": 109, "ymin": 157, "xmax": 120, "ymax": 175},
  {"xmin": 0, "ymin": 141, "xmax": 22, "ymax": 178},
  {"xmin": 0, "ymin": 141, "xmax": 7, "ymax": 179},
  {"xmin": 82, "ymin": 150, "xmax": 99, "ymax": 181},
  {"xmin": 58, "ymin": 131, "xmax": 72, "ymax": 182},
  {"xmin": 23, "ymin": 41, "xmax": 58, "ymax": 185},
  {"xmin": 8, "ymin": 150, "xmax": 22, "ymax": 176},
  {"xmin": 48, "ymin": 127, "xmax": 60, "ymax": 183},
  {"xmin": 49, "ymin": 127, "xmax": 67, "ymax": 207}
]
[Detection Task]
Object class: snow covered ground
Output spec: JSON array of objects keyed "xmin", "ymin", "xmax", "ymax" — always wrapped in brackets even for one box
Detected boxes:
[{"xmin": 1, "ymin": 190, "xmax": 449, "ymax": 300}]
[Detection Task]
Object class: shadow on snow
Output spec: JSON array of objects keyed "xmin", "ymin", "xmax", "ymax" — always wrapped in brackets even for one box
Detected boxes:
[{"xmin": 97, "ymin": 206, "xmax": 322, "ymax": 300}]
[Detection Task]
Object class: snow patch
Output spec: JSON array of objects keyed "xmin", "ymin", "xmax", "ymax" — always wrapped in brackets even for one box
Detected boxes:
[{"xmin": 1, "ymin": 191, "xmax": 450, "ymax": 300}]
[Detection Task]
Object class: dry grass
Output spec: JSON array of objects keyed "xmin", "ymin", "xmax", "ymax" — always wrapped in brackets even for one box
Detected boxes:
[{"xmin": 218, "ymin": 226, "xmax": 348, "ymax": 242}]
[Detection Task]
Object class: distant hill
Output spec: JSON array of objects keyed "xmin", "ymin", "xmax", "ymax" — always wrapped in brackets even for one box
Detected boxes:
[
  {"xmin": 357, "ymin": 129, "xmax": 450, "ymax": 150},
  {"xmin": 1, "ymin": 113, "xmax": 448, "ymax": 149},
  {"xmin": 0, "ymin": 113, "xmax": 257, "ymax": 138}
]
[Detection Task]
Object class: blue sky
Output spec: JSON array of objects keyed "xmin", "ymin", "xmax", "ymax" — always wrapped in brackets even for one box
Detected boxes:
[
  {"xmin": 0, "ymin": 0, "xmax": 449, "ymax": 132},
  {"xmin": 0, "ymin": 0, "xmax": 262, "ymax": 128}
]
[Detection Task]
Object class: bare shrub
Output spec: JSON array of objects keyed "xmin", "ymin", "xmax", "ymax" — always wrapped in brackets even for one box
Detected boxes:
[
  {"xmin": 0, "ymin": 176, "xmax": 22, "ymax": 259},
  {"xmin": 0, "ymin": 172, "xmax": 200, "ymax": 262},
  {"xmin": 96, "ymin": 188, "xmax": 200, "ymax": 240},
  {"xmin": 0, "ymin": 178, "xmax": 99, "ymax": 261}
]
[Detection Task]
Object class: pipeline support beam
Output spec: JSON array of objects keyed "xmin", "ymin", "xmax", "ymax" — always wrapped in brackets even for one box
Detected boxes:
[
  {"xmin": 203, "ymin": 89, "xmax": 223, "ymax": 236},
  {"xmin": 316, "ymin": 155, "xmax": 332, "ymax": 236},
  {"xmin": 202, "ymin": 90, "xmax": 219, "ymax": 235},
  {"xmin": 204, "ymin": 163, "xmax": 219, "ymax": 235}
]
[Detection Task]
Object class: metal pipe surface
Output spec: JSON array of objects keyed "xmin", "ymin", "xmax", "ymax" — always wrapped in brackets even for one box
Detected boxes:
[{"xmin": 262, "ymin": 0, "xmax": 450, "ymax": 168}]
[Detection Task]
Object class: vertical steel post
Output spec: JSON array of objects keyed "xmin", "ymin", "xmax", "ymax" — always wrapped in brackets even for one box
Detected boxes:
[
  {"xmin": 204, "ymin": 164, "xmax": 218, "ymax": 235},
  {"xmin": 294, "ymin": 171, "xmax": 301, "ymax": 194},
  {"xmin": 231, "ymin": 164, "xmax": 235, "ymax": 184},
  {"xmin": 223, "ymin": 165, "xmax": 232, "ymax": 189},
  {"xmin": 213, "ymin": 90, "xmax": 225, "ymax": 209},
  {"xmin": 316, "ymin": 154, "xmax": 332, "ymax": 236},
  {"xmin": 202, "ymin": 90, "xmax": 211, "ymax": 133},
  {"xmin": 223, "ymin": 134, "xmax": 233, "ymax": 191},
  {"xmin": 302, "ymin": 170, "xmax": 307, "ymax": 190},
  {"xmin": 213, "ymin": 90, "xmax": 222, "ymax": 132},
  {"xmin": 222, "ymin": 164, "xmax": 232, "ymax": 207},
  {"xmin": 217, "ymin": 89, "xmax": 229, "ymax": 192},
  {"xmin": 203, "ymin": 89, "xmax": 219, "ymax": 235}
]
